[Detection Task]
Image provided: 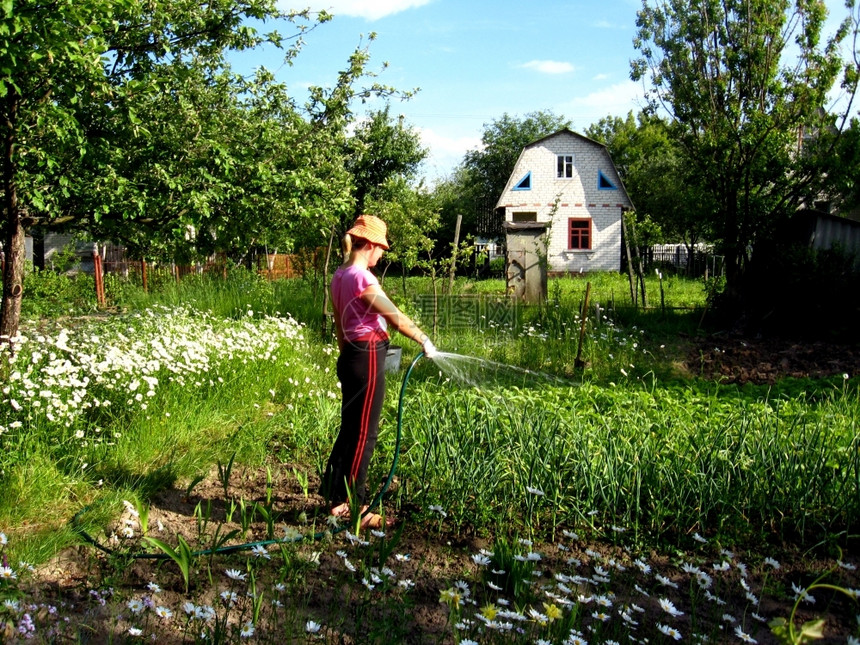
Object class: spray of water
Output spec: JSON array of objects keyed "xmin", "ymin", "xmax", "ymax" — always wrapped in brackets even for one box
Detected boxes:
[{"xmin": 428, "ymin": 351, "xmax": 574, "ymax": 392}]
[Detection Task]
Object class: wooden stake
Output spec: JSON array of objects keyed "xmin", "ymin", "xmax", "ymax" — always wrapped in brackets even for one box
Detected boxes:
[
  {"xmin": 447, "ymin": 214, "xmax": 462, "ymax": 294},
  {"xmin": 93, "ymin": 244, "xmax": 105, "ymax": 308},
  {"xmin": 574, "ymin": 281, "xmax": 592, "ymax": 370},
  {"xmin": 621, "ymin": 213, "xmax": 637, "ymax": 307},
  {"xmin": 321, "ymin": 227, "xmax": 336, "ymax": 341}
]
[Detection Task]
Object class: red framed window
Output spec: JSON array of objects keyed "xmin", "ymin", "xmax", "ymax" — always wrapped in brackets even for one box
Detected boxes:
[{"xmin": 568, "ymin": 218, "xmax": 592, "ymax": 249}]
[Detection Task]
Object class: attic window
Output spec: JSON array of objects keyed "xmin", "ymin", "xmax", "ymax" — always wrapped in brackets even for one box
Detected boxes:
[
  {"xmin": 557, "ymin": 155, "xmax": 574, "ymax": 178},
  {"xmin": 513, "ymin": 172, "xmax": 532, "ymax": 191},
  {"xmin": 598, "ymin": 169, "xmax": 617, "ymax": 190}
]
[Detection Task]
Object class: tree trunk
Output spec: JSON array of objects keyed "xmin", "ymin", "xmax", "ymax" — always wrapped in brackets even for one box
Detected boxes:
[
  {"xmin": 1, "ymin": 94, "xmax": 23, "ymax": 341},
  {"xmin": 625, "ymin": 214, "xmax": 647, "ymax": 307},
  {"xmin": 720, "ymin": 194, "xmax": 745, "ymax": 309}
]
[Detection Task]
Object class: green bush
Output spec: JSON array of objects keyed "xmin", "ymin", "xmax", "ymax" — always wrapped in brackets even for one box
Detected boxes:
[
  {"xmin": 489, "ymin": 256, "xmax": 505, "ymax": 277},
  {"xmin": 22, "ymin": 263, "xmax": 96, "ymax": 319}
]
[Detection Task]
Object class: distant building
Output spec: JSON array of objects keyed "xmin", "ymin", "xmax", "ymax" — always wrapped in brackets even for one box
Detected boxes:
[
  {"xmin": 779, "ymin": 209, "xmax": 860, "ymax": 268},
  {"xmin": 495, "ymin": 128, "xmax": 634, "ymax": 275}
]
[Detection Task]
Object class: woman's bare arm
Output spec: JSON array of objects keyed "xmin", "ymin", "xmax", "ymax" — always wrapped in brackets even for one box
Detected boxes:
[{"xmin": 361, "ymin": 285, "xmax": 428, "ymax": 345}]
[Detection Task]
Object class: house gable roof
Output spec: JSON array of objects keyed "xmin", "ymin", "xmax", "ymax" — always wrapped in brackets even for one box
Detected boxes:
[
  {"xmin": 523, "ymin": 127, "xmax": 608, "ymax": 151},
  {"xmin": 496, "ymin": 128, "xmax": 636, "ymax": 211}
]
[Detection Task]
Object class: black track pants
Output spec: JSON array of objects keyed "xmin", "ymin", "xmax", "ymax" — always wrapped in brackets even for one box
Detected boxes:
[{"xmin": 320, "ymin": 338, "xmax": 388, "ymax": 506}]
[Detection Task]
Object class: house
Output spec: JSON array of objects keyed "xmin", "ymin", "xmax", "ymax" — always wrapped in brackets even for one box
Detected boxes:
[
  {"xmin": 24, "ymin": 231, "xmax": 98, "ymax": 272},
  {"xmin": 495, "ymin": 128, "xmax": 633, "ymax": 275}
]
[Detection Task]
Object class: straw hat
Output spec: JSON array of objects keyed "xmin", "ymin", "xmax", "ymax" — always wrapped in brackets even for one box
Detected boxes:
[{"xmin": 347, "ymin": 214, "xmax": 389, "ymax": 249}]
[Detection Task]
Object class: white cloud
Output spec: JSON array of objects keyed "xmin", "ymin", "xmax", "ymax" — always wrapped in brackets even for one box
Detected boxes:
[
  {"xmin": 293, "ymin": 0, "xmax": 433, "ymax": 21},
  {"xmin": 416, "ymin": 126, "xmax": 482, "ymax": 181},
  {"xmin": 518, "ymin": 60, "xmax": 575, "ymax": 75},
  {"xmin": 566, "ymin": 80, "xmax": 644, "ymax": 120}
]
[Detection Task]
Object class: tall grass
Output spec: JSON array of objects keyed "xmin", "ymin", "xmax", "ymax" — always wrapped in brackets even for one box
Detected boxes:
[{"xmin": 111, "ymin": 269, "xmax": 325, "ymax": 322}]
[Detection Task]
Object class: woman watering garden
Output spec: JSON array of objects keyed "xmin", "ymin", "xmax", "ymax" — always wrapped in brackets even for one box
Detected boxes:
[{"xmin": 320, "ymin": 214, "xmax": 437, "ymax": 530}]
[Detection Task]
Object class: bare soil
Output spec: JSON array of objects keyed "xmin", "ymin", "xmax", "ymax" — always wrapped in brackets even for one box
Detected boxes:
[
  {"xmin": 690, "ymin": 333, "xmax": 860, "ymax": 384},
  {"xmin": 30, "ymin": 457, "xmax": 858, "ymax": 644}
]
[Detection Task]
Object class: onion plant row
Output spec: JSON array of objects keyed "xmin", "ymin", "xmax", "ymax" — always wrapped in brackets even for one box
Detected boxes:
[{"xmin": 393, "ymin": 375, "xmax": 858, "ymax": 547}]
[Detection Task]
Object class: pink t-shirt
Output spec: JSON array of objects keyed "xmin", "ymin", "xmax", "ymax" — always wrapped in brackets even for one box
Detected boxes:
[{"xmin": 331, "ymin": 265, "xmax": 388, "ymax": 341}]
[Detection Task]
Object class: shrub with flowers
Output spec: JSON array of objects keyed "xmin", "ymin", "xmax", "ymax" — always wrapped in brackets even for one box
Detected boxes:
[{"xmin": 0, "ymin": 305, "xmax": 305, "ymax": 473}]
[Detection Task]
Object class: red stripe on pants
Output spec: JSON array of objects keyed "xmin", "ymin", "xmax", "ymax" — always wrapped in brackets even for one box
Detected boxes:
[{"xmin": 350, "ymin": 340, "xmax": 377, "ymax": 483}]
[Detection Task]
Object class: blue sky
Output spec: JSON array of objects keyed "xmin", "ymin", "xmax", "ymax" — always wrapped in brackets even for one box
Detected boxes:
[{"xmin": 232, "ymin": 0, "xmax": 853, "ymax": 183}]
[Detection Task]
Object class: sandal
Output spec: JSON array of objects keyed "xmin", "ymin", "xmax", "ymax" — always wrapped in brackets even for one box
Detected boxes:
[{"xmin": 359, "ymin": 511, "xmax": 395, "ymax": 530}]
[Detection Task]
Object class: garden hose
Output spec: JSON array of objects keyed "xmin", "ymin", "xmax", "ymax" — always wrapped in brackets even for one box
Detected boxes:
[{"xmin": 71, "ymin": 350, "xmax": 426, "ymax": 560}]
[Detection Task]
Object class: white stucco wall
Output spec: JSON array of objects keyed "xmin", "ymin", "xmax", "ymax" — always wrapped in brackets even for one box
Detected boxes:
[{"xmin": 496, "ymin": 131, "xmax": 632, "ymax": 273}]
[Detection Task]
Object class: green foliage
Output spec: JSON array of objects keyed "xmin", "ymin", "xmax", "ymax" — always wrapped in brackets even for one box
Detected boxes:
[
  {"xmin": 143, "ymin": 534, "xmax": 195, "ymax": 593},
  {"xmin": 367, "ymin": 176, "xmax": 441, "ymax": 278},
  {"xmin": 21, "ymin": 264, "xmax": 96, "ymax": 319},
  {"xmin": 702, "ymin": 274, "xmax": 727, "ymax": 309},
  {"xmin": 45, "ymin": 245, "xmax": 82, "ymax": 273},
  {"xmin": 2, "ymin": 274, "xmax": 859, "ymax": 643},
  {"xmin": 488, "ymin": 256, "xmax": 505, "ymax": 277},
  {"xmin": 487, "ymin": 537, "xmax": 538, "ymax": 600},
  {"xmin": 344, "ymin": 106, "xmax": 428, "ymax": 225},
  {"xmin": 586, "ymin": 112, "xmax": 714, "ymax": 247},
  {"xmin": 108, "ymin": 265, "xmax": 280, "ymax": 319},
  {"xmin": 438, "ymin": 110, "xmax": 572, "ymax": 241},
  {"xmin": 4, "ymin": 274, "xmax": 859, "ymax": 568},
  {"xmin": 770, "ymin": 616, "xmax": 826, "ymax": 644},
  {"xmin": 0, "ymin": 0, "xmax": 413, "ymax": 339},
  {"xmin": 631, "ymin": 0, "xmax": 856, "ymax": 287},
  {"xmin": 402, "ymin": 377, "xmax": 860, "ymax": 545},
  {"xmin": 463, "ymin": 111, "xmax": 573, "ymax": 202}
]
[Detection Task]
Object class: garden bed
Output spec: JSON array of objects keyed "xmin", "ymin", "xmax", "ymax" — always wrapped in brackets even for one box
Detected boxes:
[
  {"xmin": 22, "ymin": 456, "xmax": 860, "ymax": 644},
  {"xmin": 690, "ymin": 334, "xmax": 860, "ymax": 384},
  {"xmin": 1, "ymin": 284, "xmax": 857, "ymax": 644}
]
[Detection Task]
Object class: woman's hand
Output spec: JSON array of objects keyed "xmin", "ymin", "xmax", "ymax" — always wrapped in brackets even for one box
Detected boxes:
[{"xmin": 422, "ymin": 338, "xmax": 438, "ymax": 359}]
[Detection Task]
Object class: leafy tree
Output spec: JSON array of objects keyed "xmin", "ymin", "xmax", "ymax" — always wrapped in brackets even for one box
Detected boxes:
[
  {"xmin": 344, "ymin": 106, "xmax": 427, "ymax": 230},
  {"xmin": 432, "ymin": 165, "xmax": 477, "ymax": 240},
  {"xmin": 451, "ymin": 110, "xmax": 572, "ymax": 241},
  {"xmin": 631, "ymin": 0, "xmax": 858, "ymax": 294},
  {"xmin": 1, "ymin": 0, "xmax": 324, "ymax": 337},
  {"xmin": 464, "ymin": 111, "xmax": 572, "ymax": 203},
  {"xmin": 2, "ymin": 1, "xmax": 413, "ymax": 337},
  {"xmin": 585, "ymin": 111, "xmax": 715, "ymax": 252},
  {"xmin": 82, "ymin": 59, "xmax": 356, "ymax": 263},
  {"xmin": 365, "ymin": 175, "xmax": 440, "ymax": 286},
  {"xmin": 820, "ymin": 116, "xmax": 860, "ymax": 214}
]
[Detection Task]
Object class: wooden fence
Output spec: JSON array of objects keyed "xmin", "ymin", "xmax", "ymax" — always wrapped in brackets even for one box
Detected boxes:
[{"xmin": 87, "ymin": 248, "xmax": 327, "ymax": 307}]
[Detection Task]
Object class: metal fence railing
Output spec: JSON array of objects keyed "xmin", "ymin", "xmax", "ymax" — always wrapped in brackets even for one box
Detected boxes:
[{"xmin": 638, "ymin": 247, "xmax": 724, "ymax": 278}]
